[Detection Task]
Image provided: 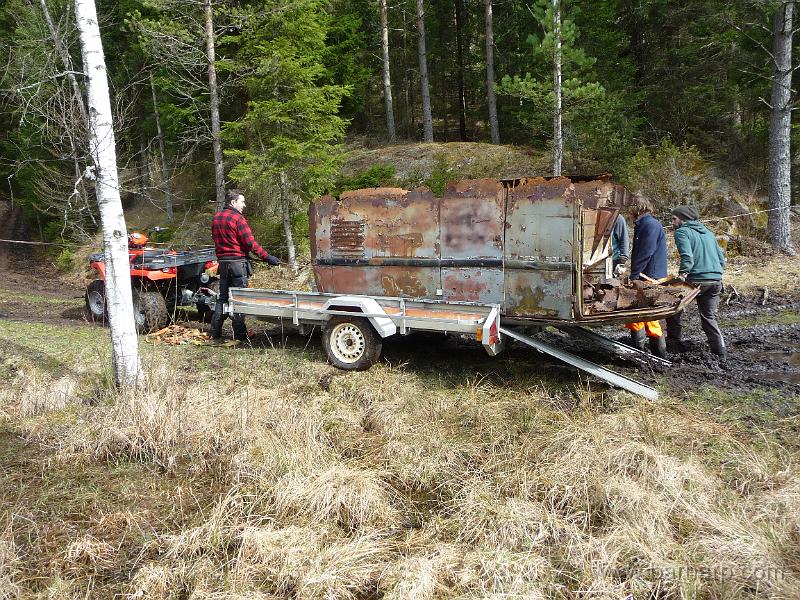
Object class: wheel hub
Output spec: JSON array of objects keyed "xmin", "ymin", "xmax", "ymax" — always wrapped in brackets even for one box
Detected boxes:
[
  {"xmin": 331, "ymin": 323, "xmax": 366, "ymax": 362},
  {"xmin": 87, "ymin": 291, "xmax": 104, "ymax": 315}
]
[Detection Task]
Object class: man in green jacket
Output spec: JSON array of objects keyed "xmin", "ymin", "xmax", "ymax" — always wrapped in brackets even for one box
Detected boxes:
[{"xmin": 666, "ymin": 205, "xmax": 727, "ymax": 357}]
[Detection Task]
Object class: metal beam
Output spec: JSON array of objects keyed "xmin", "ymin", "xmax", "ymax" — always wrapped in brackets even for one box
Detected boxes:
[
  {"xmin": 557, "ymin": 325, "xmax": 671, "ymax": 369},
  {"xmin": 500, "ymin": 327, "xmax": 659, "ymax": 400}
]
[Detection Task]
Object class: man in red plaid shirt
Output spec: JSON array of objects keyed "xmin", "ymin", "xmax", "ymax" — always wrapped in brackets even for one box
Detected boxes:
[{"xmin": 210, "ymin": 189, "xmax": 280, "ymax": 340}]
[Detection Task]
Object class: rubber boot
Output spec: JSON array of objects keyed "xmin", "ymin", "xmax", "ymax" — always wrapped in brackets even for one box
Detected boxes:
[
  {"xmin": 629, "ymin": 328, "xmax": 647, "ymax": 351},
  {"xmin": 709, "ymin": 341, "xmax": 728, "ymax": 359},
  {"xmin": 649, "ymin": 335, "xmax": 667, "ymax": 359}
]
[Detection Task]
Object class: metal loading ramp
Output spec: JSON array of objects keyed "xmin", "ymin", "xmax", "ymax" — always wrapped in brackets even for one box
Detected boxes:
[{"xmin": 499, "ymin": 327, "xmax": 660, "ymax": 400}]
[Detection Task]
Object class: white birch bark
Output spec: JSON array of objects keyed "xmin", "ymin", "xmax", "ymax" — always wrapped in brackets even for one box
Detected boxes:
[
  {"xmin": 552, "ymin": 0, "xmax": 563, "ymax": 176},
  {"xmin": 484, "ymin": 0, "xmax": 500, "ymax": 144},
  {"xmin": 205, "ymin": 0, "xmax": 225, "ymax": 209},
  {"xmin": 150, "ymin": 72, "xmax": 173, "ymax": 222},
  {"xmin": 380, "ymin": 0, "xmax": 396, "ymax": 142},
  {"xmin": 279, "ymin": 171, "xmax": 297, "ymax": 274},
  {"xmin": 416, "ymin": 0, "xmax": 434, "ymax": 142},
  {"xmin": 74, "ymin": 0, "xmax": 141, "ymax": 387},
  {"xmin": 768, "ymin": 1, "xmax": 796, "ymax": 254}
]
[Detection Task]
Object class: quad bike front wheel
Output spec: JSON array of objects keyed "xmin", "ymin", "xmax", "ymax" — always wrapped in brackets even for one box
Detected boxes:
[
  {"xmin": 85, "ymin": 279, "xmax": 106, "ymax": 322},
  {"xmin": 322, "ymin": 316, "xmax": 382, "ymax": 371},
  {"xmin": 132, "ymin": 288, "xmax": 169, "ymax": 334}
]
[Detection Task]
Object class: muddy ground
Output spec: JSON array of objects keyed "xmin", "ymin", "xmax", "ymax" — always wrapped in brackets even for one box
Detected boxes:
[{"xmin": 1, "ymin": 248, "xmax": 798, "ymax": 399}]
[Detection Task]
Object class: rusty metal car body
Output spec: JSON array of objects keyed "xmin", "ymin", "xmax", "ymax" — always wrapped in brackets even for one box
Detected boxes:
[{"xmin": 310, "ymin": 175, "xmax": 697, "ymax": 326}]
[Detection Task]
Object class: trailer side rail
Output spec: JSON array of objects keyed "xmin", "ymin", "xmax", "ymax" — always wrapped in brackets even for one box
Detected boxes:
[{"xmin": 228, "ymin": 288, "xmax": 500, "ymax": 337}]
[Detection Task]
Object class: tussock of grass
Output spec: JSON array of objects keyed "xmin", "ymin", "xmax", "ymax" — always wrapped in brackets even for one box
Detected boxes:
[
  {"xmin": 275, "ymin": 463, "xmax": 400, "ymax": 529},
  {"xmin": 63, "ymin": 535, "xmax": 118, "ymax": 575}
]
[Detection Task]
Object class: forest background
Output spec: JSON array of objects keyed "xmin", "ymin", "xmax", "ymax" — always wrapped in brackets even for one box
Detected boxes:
[{"xmin": 1, "ymin": 0, "xmax": 798, "ymax": 261}]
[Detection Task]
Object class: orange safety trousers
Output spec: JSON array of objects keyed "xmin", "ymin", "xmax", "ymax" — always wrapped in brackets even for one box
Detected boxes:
[{"xmin": 625, "ymin": 321, "xmax": 663, "ymax": 338}]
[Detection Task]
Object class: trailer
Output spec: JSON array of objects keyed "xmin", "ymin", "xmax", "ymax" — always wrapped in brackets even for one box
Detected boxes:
[{"xmin": 222, "ymin": 175, "xmax": 700, "ymax": 400}]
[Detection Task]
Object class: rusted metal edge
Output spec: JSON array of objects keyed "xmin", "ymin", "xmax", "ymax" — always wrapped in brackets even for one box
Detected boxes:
[
  {"xmin": 314, "ymin": 258, "xmax": 572, "ymax": 270},
  {"xmin": 500, "ymin": 327, "xmax": 659, "ymax": 400}
]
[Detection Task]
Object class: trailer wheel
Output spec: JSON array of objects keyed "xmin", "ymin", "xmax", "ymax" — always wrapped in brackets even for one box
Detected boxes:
[
  {"xmin": 322, "ymin": 316, "xmax": 382, "ymax": 371},
  {"xmin": 85, "ymin": 279, "xmax": 106, "ymax": 322},
  {"xmin": 132, "ymin": 289, "xmax": 169, "ymax": 334}
]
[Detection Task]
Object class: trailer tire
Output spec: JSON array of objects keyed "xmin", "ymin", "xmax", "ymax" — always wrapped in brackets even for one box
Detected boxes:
[
  {"xmin": 132, "ymin": 288, "xmax": 169, "ymax": 334},
  {"xmin": 85, "ymin": 279, "xmax": 106, "ymax": 322},
  {"xmin": 322, "ymin": 316, "xmax": 382, "ymax": 371}
]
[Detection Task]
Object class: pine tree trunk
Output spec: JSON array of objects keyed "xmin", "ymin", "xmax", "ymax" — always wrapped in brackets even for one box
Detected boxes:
[
  {"xmin": 438, "ymin": 5, "xmax": 449, "ymax": 141},
  {"xmin": 416, "ymin": 0, "xmax": 434, "ymax": 142},
  {"xmin": 379, "ymin": 0, "xmax": 396, "ymax": 142},
  {"xmin": 40, "ymin": 0, "xmax": 87, "ymax": 125},
  {"xmin": 150, "ymin": 72, "xmax": 173, "ymax": 223},
  {"xmin": 279, "ymin": 172, "xmax": 297, "ymax": 273},
  {"xmin": 455, "ymin": 0, "xmax": 467, "ymax": 141},
  {"xmin": 74, "ymin": 0, "xmax": 141, "ymax": 387},
  {"xmin": 205, "ymin": 0, "xmax": 224, "ymax": 209},
  {"xmin": 552, "ymin": 0, "xmax": 563, "ymax": 176},
  {"xmin": 484, "ymin": 0, "xmax": 499, "ymax": 144},
  {"xmin": 768, "ymin": 1, "xmax": 796, "ymax": 254}
]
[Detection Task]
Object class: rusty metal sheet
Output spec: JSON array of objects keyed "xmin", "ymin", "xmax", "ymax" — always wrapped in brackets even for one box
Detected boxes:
[
  {"xmin": 439, "ymin": 179, "xmax": 505, "ymax": 304},
  {"xmin": 442, "ymin": 268, "xmax": 504, "ymax": 304},
  {"xmin": 310, "ymin": 187, "xmax": 441, "ymax": 298},
  {"xmin": 503, "ymin": 177, "xmax": 576, "ymax": 319}
]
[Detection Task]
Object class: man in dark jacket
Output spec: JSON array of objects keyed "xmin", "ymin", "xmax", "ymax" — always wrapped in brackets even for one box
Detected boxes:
[
  {"xmin": 210, "ymin": 189, "xmax": 280, "ymax": 341},
  {"xmin": 625, "ymin": 196, "xmax": 668, "ymax": 358},
  {"xmin": 666, "ymin": 205, "xmax": 727, "ymax": 357}
]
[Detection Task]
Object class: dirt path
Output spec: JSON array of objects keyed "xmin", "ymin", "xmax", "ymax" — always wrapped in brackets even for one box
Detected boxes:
[{"xmin": 0, "ymin": 206, "xmax": 85, "ymax": 324}]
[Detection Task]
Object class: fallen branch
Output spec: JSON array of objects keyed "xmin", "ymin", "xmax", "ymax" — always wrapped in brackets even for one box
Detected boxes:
[{"xmin": 726, "ymin": 285, "xmax": 740, "ymax": 306}]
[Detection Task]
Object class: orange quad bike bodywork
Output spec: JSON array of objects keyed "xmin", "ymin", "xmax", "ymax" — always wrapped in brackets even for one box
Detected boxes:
[{"xmin": 85, "ymin": 232, "xmax": 220, "ymax": 333}]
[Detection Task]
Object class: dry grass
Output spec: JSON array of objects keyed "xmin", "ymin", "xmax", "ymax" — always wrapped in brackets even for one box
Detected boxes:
[{"xmin": 2, "ymin": 318, "xmax": 799, "ymax": 598}]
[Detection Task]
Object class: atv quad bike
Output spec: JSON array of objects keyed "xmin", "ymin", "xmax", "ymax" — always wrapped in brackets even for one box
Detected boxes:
[{"xmin": 85, "ymin": 230, "xmax": 220, "ymax": 333}]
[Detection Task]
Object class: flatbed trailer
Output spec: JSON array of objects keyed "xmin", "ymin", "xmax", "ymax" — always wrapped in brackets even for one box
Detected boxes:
[{"xmin": 227, "ymin": 287, "xmax": 665, "ymax": 400}]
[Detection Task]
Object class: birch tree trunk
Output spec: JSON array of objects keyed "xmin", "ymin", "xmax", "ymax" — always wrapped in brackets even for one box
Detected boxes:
[
  {"xmin": 484, "ymin": 0, "xmax": 499, "ymax": 144},
  {"xmin": 279, "ymin": 172, "xmax": 297, "ymax": 273},
  {"xmin": 150, "ymin": 73, "xmax": 173, "ymax": 222},
  {"xmin": 416, "ymin": 0, "xmax": 434, "ymax": 142},
  {"xmin": 455, "ymin": 0, "xmax": 467, "ymax": 141},
  {"xmin": 552, "ymin": 0, "xmax": 563, "ymax": 176},
  {"xmin": 379, "ymin": 0, "xmax": 396, "ymax": 142},
  {"xmin": 768, "ymin": 1, "xmax": 796, "ymax": 254},
  {"xmin": 205, "ymin": 0, "xmax": 225, "ymax": 209},
  {"xmin": 74, "ymin": 0, "xmax": 141, "ymax": 387}
]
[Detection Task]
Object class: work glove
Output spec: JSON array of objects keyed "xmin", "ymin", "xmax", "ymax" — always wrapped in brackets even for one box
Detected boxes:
[
  {"xmin": 613, "ymin": 264, "xmax": 627, "ymax": 277},
  {"xmin": 266, "ymin": 255, "xmax": 281, "ymax": 266}
]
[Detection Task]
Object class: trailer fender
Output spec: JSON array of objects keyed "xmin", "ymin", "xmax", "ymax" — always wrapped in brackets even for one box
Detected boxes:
[{"xmin": 322, "ymin": 296, "xmax": 397, "ymax": 338}]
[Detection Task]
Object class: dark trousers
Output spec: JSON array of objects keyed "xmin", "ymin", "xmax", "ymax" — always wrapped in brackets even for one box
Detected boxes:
[
  {"xmin": 210, "ymin": 260, "xmax": 249, "ymax": 340},
  {"xmin": 666, "ymin": 280, "xmax": 726, "ymax": 354}
]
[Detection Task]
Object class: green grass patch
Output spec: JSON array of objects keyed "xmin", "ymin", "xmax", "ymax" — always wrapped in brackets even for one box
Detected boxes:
[
  {"xmin": 0, "ymin": 288, "xmax": 83, "ymax": 307},
  {"xmin": 720, "ymin": 309, "xmax": 800, "ymax": 328}
]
